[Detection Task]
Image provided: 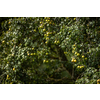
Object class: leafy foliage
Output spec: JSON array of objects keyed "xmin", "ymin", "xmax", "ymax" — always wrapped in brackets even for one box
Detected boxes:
[
  {"xmin": 0, "ymin": 17, "xmax": 100, "ymax": 84},
  {"xmin": 75, "ymin": 67, "xmax": 100, "ymax": 84}
]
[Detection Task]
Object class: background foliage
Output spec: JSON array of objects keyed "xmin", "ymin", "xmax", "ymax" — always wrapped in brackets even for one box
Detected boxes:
[{"xmin": 0, "ymin": 17, "xmax": 100, "ymax": 84}]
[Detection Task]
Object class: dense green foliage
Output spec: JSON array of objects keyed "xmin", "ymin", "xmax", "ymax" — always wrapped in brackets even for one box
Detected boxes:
[{"xmin": 0, "ymin": 17, "xmax": 100, "ymax": 84}]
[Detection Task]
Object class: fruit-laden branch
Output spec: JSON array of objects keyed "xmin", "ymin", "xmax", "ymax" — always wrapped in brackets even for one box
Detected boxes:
[{"xmin": 45, "ymin": 40, "xmax": 73, "ymax": 79}]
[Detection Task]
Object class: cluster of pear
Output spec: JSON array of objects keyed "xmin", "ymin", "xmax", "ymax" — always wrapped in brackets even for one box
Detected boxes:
[{"xmin": 77, "ymin": 66, "xmax": 84, "ymax": 69}]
